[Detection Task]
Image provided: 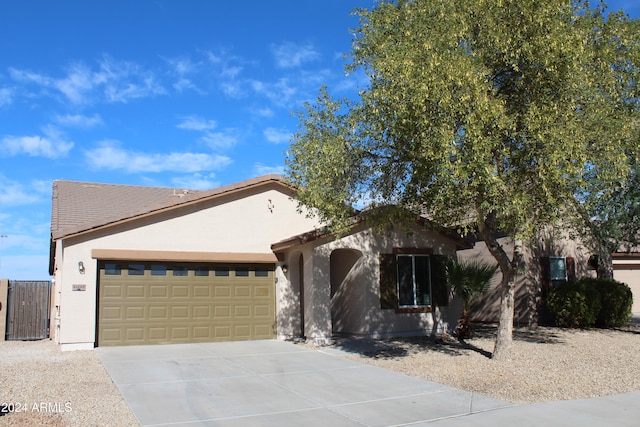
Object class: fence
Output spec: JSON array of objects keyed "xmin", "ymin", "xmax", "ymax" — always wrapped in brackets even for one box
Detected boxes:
[{"xmin": 5, "ymin": 280, "xmax": 51, "ymax": 340}]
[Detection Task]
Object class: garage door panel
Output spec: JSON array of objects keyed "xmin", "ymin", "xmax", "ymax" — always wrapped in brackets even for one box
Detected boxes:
[
  {"xmin": 126, "ymin": 285, "xmax": 145, "ymax": 298},
  {"xmin": 193, "ymin": 305, "xmax": 211, "ymax": 319},
  {"xmin": 172, "ymin": 285, "xmax": 190, "ymax": 298},
  {"xmin": 171, "ymin": 305, "xmax": 189, "ymax": 319},
  {"xmin": 98, "ymin": 262, "xmax": 275, "ymax": 346},
  {"xmin": 214, "ymin": 286, "xmax": 231, "ymax": 297},
  {"xmin": 149, "ymin": 285, "xmax": 168, "ymax": 298},
  {"xmin": 149, "ymin": 305, "xmax": 168, "ymax": 319},
  {"xmin": 193, "ymin": 286, "xmax": 211, "ymax": 297}
]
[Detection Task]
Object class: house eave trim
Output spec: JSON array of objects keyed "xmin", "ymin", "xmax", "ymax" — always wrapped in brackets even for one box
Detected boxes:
[{"xmin": 91, "ymin": 249, "xmax": 278, "ymax": 263}]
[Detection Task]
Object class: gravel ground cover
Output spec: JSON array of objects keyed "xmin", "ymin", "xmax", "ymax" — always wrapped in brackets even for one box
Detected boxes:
[
  {"xmin": 1, "ymin": 324, "xmax": 639, "ymax": 425},
  {"xmin": 330, "ymin": 324, "xmax": 640, "ymax": 404},
  {"xmin": 0, "ymin": 340, "xmax": 138, "ymax": 427}
]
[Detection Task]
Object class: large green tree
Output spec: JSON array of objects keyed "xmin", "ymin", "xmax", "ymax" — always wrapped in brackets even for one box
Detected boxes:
[
  {"xmin": 286, "ymin": 0, "xmax": 640, "ymax": 360},
  {"xmin": 574, "ymin": 157, "xmax": 640, "ymax": 279}
]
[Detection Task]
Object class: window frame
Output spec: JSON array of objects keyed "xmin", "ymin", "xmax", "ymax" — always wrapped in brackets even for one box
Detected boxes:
[
  {"xmin": 549, "ymin": 256, "xmax": 568, "ymax": 287},
  {"xmin": 396, "ymin": 254, "xmax": 432, "ymax": 308}
]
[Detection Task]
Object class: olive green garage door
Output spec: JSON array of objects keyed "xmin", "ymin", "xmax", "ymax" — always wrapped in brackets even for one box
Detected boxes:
[{"xmin": 97, "ymin": 261, "xmax": 275, "ymax": 346}]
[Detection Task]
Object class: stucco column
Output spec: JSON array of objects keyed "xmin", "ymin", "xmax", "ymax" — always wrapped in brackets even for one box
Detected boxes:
[
  {"xmin": 304, "ymin": 247, "xmax": 332, "ymax": 344},
  {"xmin": 0, "ymin": 279, "xmax": 8, "ymax": 341}
]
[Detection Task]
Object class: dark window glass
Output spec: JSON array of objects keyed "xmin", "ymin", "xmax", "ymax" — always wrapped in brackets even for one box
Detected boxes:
[
  {"xmin": 105, "ymin": 263, "xmax": 122, "ymax": 275},
  {"xmin": 150, "ymin": 265, "xmax": 167, "ymax": 276},
  {"xmin": 128, "ymin": 264, "xmax": 145, "ymax": 276},
  {"xmin": 173, "ymin": 266, "xmax": 188, "ymax": 276},
  {"xmin": 215, "ymin": 267, "xmax": 230, "ymax": 277},
  {"xmin": 235, "ymin": 267, "xmax": 249, "ymax": 277},
  {"xmin": 550, "ymin": 257, "xmax": 567, "ymax": 287},
  {"xmin": 397, "ymin": 256, "xmax": 414, "ymax": 306},
  {"xmin": 396, "ymin": 255, "xmax": 431, "ymax": 307},
  {"xmin": 255, "ymin": 268, "xmax": 269, "ymax": 277},
  {"xmin": 194, "ymin": 266, "xmax": 209, "ymax": 276},
  {"xmin": 414, "ymin": 256, "xmax": 431, "ymax": 306}
]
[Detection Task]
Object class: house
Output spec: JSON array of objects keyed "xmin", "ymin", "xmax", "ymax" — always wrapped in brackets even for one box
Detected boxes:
[
  {"xmin": 49, "ymin": 174, "xmax": 469, "ymax": 350},
  {"xmin": 461, "ymin": 230, "xmax": 640, "ymax": 325}
]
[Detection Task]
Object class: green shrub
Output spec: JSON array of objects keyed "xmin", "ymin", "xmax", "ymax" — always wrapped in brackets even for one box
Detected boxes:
[
  {"xmin": 581, "ymin": 278, "xmax": 633, "ymax": 328},
  {"xmin": 545, "ymin": 278, "xmax": 633, "ymax": 329},
  {"xmin": 546, "ymin": 281, "xmax": 600, "ymax": 328}
]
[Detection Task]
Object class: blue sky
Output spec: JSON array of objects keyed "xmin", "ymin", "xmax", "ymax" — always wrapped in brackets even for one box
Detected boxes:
[{"xmin": 0, "ymin": 1, "xmax": 638, "ymax": 280}]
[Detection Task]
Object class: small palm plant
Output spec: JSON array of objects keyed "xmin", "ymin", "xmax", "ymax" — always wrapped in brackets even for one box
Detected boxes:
[{"xmin": 446, "ymin": 258, "xmax": 498, "ymax": 339}]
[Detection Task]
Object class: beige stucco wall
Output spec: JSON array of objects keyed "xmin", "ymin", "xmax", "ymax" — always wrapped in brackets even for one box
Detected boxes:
[
  {"xmin": 463, "ymin": 230, "xmax": 595, "ymax": 326},
  {"xmin": 613, "ymin": 261, "xmax": 640, "ymax": 317},
  {"xmin": 277, "ymin": 224, "xmax": 462, "ymax": 342},
  {"xmin": 54, "ymin": 186, "xmax": 322, "ymax": 350}
]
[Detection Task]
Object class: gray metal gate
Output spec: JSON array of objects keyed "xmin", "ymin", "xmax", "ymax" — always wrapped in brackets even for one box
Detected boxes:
[{"xmin": 5, "ymin": 280, "xmax": 51, "ymax": 340}]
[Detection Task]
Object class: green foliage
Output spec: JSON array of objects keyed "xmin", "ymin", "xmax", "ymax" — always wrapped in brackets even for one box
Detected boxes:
[
  {"xmin": 546, "ymin": 281, "xmax": 601, "ymax": 328},
  {"xmin": 288, "ymin": 0, "xmax": 640, "ymax": 241},
  {"xmin": 546, "ymin": 278, "xmax": 633, "ymax": 328},
  {"xmin": 583, "ymin": 278, "xmax": 633, "ymax": 327},
  {"xmin": 446, "ymin": 258, "xmax": 498, "ymax": 311},
  {"xmin": 287, "ymin": 0, "xmax": 640, "ymax": 355},
  {"xmin": 446, "ymin": 257, "xmax": 497, "ymax": 339}
]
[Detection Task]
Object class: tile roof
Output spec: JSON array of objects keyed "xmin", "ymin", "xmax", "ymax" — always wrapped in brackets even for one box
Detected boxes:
[{"xmin": 51, "ymin": 174, "xmax": 291, "ymax": 239}]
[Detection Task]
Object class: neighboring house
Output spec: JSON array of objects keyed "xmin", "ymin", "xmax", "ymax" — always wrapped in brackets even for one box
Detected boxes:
[
  {"xmin": 49, "ymin": 175, "xmax": 469, "ymax": 350},
  {"xmin": 462, "ymin": 230, "xmax": 640, "ymax": 325},
  {"xmin": 613, "ymin": 252, "xmax": 640, "ymax": 317}
]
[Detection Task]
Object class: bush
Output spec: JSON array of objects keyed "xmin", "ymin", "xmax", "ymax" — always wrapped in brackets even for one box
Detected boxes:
[
  {"xmin": 546, "ymin": 281, "xmax": 600, "ymax": 328},
  {"xmin": 546, "ymin": 278, "xmax": 633, "ymax": 329},
  {"xmin": 583, "ymin": 278, "xmax": 633, "ymax": 328}
]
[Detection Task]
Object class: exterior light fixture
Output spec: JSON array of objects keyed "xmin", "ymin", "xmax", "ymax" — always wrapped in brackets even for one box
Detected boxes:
[
  {"xmin": 281, "ymin": 265, "xmax": 289, "ymax": 274},
  {"xmin": 78, "ymin": 261, "xmax": 85, "ymax": 274}
]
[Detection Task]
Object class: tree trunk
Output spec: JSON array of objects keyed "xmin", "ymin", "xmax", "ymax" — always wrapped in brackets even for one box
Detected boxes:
[
  {"xmin": 476, "ymin": 210, "xmax": 517, "ymax": 361},
  {"xmin": 596, "ymin": 251, "xmax": 614, "ymax": 279},
  {"xmin": 492, "ymin": 271, "xmax": 515, "ymax": 361}
]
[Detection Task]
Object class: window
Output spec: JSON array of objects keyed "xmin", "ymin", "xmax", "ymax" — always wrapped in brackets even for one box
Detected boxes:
[
  {"xmin": 215, "ymin": 266, "xmax": 230, "ymax": 277},
  {"xmin": 396, "ymin": 255, "xmax": 431, "ymax": 307},
  {"xmin": 105, "ymin": 263, "xmax": 122, "ymax": 275},
  {"xmin": 128, "ymin": 264, "xmax": 145, "ymax": 276},
  {"xmin": 541, "ymin": 256, "xmax": 575, "ymax": 290},
  {"xmin": 235, "ymin": 267, "xmax": 249, "ymax": 277},
  {"xmin": 549, "ymin": 256, "xmax": 567, "ymax": 287},
  {"xmin": 172, "ymin": 266, "xmax": 188, "ymax": 276},
  {"xmin": 194, "ymin": 266, "xmax": 209, "ymax": 276},
  {"xmin": 150, "ymin": 265, "xmax": 167, "ymax": 276},
  {"xmin": 254, "ymin": 267, "xmax": 269, "ymax": 277},
  {"xmin": 379, "ymin": 251, "xmax": 448, "ymax": 310}
]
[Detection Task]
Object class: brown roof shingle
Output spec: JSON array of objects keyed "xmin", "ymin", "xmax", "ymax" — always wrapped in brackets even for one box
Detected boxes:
[{"xmin": 51, "ymin": 174, "xmax": 291, "ymax": 239}]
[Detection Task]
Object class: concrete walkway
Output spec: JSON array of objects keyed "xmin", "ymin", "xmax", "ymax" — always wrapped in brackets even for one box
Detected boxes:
[{"xmin": 96, "ymin": 340, "xmax": 640, "ymax": 426}]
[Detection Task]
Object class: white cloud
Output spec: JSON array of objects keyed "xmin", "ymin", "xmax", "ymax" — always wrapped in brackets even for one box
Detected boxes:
[
  {"xmin": 55, "ymin": 113, "xmax": 103, "ymax": 128},
  {"xmin": 0, "ymin": 87, "xmax": 14, "ymax": 107},
  {"xmin": 253, "ymin": 163, "xmax": 285, "ymax": 176},
  {"xmin": 54, "ymin": 63, "xmax": 96, "ymax": 104},
  {"xmin": 1, "ymin": 126, "xmax": 74, "ymax": 158},
  {"xmin": 163, "ymin": 56, "xmax": 205, "ymax": 94},
  {"xmin": 263, "ymin": 127, "xmax": 291, "ymax": 144},
  {"xmin": 9, "ymin": 55, "xmax": 166, "ymax": 105},
  {"xmin": 252, "ymin": 107, "xmax": 274, "ymax": 118},
  {"xmin": 271, "ymin": 42, "xmax": 320, "ymax": 68},
  {"xmin": 0, "ymin": 176, "xmax": 46, "ymax": 206},
  {"xmin": 85, "ymin": 140, "xmax": 232, "ymax": 173},
  {"xmin": 201, "ymin": 130, "xmax": 238, "ymax": 150},
  {"xmin": 250, "ymin": 78, "xmax": 297, "ymax": 107},
  {"xmin": 177, "ymin": 116, "xmax": 217, "ymax": 131},
  {"xmin": 171, "ymin": 173, "xmax": 220, "ymax": 190}
]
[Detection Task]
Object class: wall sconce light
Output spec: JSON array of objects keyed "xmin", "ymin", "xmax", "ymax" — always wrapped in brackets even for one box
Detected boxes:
[
  {"xmin": 281, "ymin": 265, "xmax": 289, "ymax": 274},
  {"xmin": 78, "ymin": 261, "xmax": 85, "ymax": 274}
]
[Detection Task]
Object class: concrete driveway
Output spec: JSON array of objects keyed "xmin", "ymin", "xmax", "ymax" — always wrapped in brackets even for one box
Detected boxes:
[{"xmin": 96, "ymin": 339, "xmax": 511, "ymax": 426}]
